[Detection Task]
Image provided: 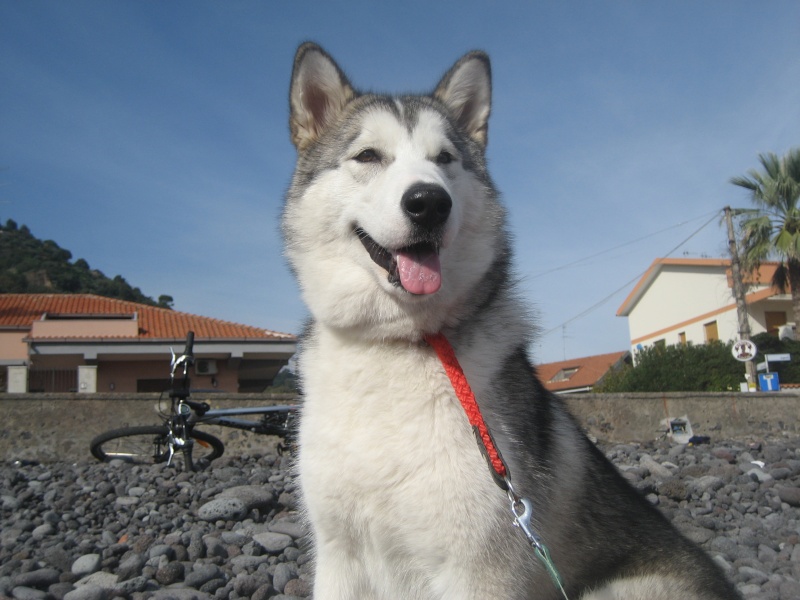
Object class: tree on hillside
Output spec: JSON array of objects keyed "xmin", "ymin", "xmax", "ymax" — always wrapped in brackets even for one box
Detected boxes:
[
  {"xmin": 731, "ymin": 148, "xmax": 800, "ymax": 336},
  {"xmin": 0, "ymin": 219, "xmax": 170, "ymax": 306}
]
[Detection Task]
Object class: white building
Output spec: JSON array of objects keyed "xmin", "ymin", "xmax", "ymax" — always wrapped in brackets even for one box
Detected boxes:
[{"xmin": 616, "ymin": 258, "xmax": 793, "ymax": 352}]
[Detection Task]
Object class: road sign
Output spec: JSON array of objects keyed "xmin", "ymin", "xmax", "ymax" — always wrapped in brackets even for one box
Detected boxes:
[
  {"xmin": 759, "ymin": 372, "xmax": 780, "ymax": 392},
  {"xmin": 765, "ymin": 353, "xmax": 791, "ymax": 362},
  {"xmin": 732, "ymin": 340, "xmax": 757, "ymax": 362}
]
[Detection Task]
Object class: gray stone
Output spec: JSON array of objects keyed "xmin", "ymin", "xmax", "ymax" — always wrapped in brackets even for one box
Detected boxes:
[
  {"xmin": 148, "ymin": 544, "xmax": 175, "ymax": 560},
  {"xmin": 111, "ymin": 576, "xmax": 150, "ymax": 596},
  {"xmin": 12, "ymin": 568, "xmax": 60, "ymax": 589},
  {"xmin": 71, "ymin": 554, "xmax": 101, "ymax": 577},
  {"xmin": 220, "ymin": 485, "xmax": 276, "ymax": 511},
  {"xmin": 31, "ymin": 523, "xmax": 54, "ymax": 539},
  {"xmin": 155, "ymin": 561, "xmax": 184, "ymax": 585},
  {"xmin": 230, "ymin": 554, "xmax": 271, "ymax": 573},
  {"xmin": 10, "ymin": 587, "xmax": 48, "ymax": 600},
  {"xmin": 63, "ymin": 585, "xmax": 107, "ymax": 600},
  {"xmin": 197, "ymin": 497, "xmax": 248, "ymax": 521},
  {"xmin": 149, "ymin": 589, "xmax": 213, "ymax": 599},
  {"xmin": 73, "ymin": 572, "xmax": 118, "ymax": 590},
  {"xmin": 780, "ymin": 580, "xmax": 800, "ymax": 600},
  {"xmin": 687, "ymin": 476, "xmax": 724, "ymax": 496},
  {"xmin": 272, "ymin": 562, "xmax": 297, "ymax": 593},
  {"xmin": 776, "ymin": 486, "xmax": 800, "ymax": 507},
  {"xmin": 203, "ymin": 535, "xmax": 228, "ymax": 558},
  {"xmin": 268, "ymin": 520, "xmax": 307, "ymax": 539},
  {"xmin": 185, "ymin": 564, "xmax": 222, "ymax": 589},
  {"xmin": 639, "ymin": 454, "xmax": 673, "ymax": 480},
  {"xmin": 115, "ymin": 553, "xmax": 145, "ymax": 581},
  {"xmin": 746, "ymin": 467, "xmax": 773, "ymax": 483},
  {"xmin": 252, "ymin": 531, "xmax": 293, "ymax": 554}
]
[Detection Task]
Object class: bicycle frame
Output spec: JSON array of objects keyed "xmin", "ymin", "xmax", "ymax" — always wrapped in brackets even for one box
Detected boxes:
[{"xmin": 191, "ymin": 405, "xmax": 297, "ymax": 434}]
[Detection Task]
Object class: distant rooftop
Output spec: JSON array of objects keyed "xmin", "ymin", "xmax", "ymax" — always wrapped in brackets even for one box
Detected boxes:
[
  {"xmin": 0, "ymin": 294, "xmax": 295, "ymax": 341},
  {"xmin": 537, "ymin": 350, "xmax": 630, "ymax": 393}
]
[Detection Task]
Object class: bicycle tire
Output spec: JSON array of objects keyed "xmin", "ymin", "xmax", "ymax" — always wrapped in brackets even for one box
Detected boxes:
[{"xmin": 90, "ymin": 426, "xmax": 224, "ymax": 467}]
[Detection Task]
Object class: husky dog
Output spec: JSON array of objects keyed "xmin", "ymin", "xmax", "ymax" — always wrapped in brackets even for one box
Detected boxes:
[{"xmin": 282, "ymin": 42, "xmax": 740, "ymax": 600}]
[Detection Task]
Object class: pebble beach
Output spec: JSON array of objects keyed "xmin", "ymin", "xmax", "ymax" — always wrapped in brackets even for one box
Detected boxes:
[{"xmin": 1, "ymin": 433, "xmax": 799, "ymax": 600}]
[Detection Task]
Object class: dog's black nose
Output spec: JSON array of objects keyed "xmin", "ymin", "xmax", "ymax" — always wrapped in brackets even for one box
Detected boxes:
[{"xmin": 402, "ymin": 184, "xmax": 452, "ymax": 229}]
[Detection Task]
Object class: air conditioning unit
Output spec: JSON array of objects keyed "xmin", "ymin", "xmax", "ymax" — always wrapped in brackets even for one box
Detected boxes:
[{"xmin": 195, "ymin": 359, "xmax": 218, "ymax": 375}]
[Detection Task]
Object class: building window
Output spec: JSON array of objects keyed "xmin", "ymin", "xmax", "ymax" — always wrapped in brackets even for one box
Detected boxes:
[
  {"xmin": 550, "ymin": 367, "xmax": 579, "ymax": 383},
  {"xmin": 765, "ymin": 311, "xmax": 787, "ymax": 336},
  {"xmin": 678, "ymin": 332, "xmax": 686, "ymax": 345},
  {"xmin": 704, "ymin": 321, "xmax": 719, "ymax": 343},
  {"xmin": 654, "ymin": 339, "xmax": 666, "ymax": 350}
]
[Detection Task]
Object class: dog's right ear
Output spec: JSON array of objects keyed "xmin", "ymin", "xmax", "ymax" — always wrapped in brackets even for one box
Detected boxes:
[{"xmin": 289, "ymin": 43, "xmax": 355, "ymax": 151}]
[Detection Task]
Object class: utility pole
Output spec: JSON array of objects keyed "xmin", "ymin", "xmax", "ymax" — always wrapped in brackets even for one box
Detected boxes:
[{"xmin": 724, "ymin": 206, "xmax": 757, "ymax": 387}]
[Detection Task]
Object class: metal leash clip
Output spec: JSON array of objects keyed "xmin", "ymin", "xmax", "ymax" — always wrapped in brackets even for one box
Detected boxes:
[{"xmin": 505, "ymin": 478, "xmax": 569, "ymax": 600}]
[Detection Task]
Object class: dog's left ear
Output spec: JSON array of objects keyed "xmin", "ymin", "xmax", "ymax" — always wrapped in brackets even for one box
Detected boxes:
[
  {"xmin": 434, "ymin": 51, "xmax": 491, "ymax": 148},
  {"xmin": 289, "ymin": 43, "xmax": 356, "ymax": 151}
]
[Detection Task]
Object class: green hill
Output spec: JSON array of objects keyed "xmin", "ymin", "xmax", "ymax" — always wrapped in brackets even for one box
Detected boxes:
[{"xmin": 0, "ymin": 219, "xmax": 172, "ymax": 307}]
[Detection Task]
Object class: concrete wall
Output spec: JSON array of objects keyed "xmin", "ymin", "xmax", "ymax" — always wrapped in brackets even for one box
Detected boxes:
[
  {"xmin": 0, "ymin": 392, "xmax": 297, "ymax": 463},
  {"xmin": 563, "ymin": 392, "xmax": 799, "ymax": 442},
  {"xmin": 1, "ymin": 391, "xmax": 797, "ymax": 463}
]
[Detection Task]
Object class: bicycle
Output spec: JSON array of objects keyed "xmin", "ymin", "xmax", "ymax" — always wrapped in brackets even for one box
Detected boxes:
[{"xmin": 90, "ymin": 331, "xmax": 297, "ymax": 471}]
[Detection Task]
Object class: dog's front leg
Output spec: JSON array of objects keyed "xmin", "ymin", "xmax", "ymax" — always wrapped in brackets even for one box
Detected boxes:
[{"xmin": 313, "ymin": 541, "xmax": 375, "ymax": 600}]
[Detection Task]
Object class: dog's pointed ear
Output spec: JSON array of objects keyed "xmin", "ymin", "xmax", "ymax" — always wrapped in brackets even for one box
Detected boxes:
[
  {"xmin": 434, "ymin": 51, "xmax": 491, "ymax": 147},
  {"xmin": 290, "ymin": 43, "xmax": 356, "ymax": 151}
]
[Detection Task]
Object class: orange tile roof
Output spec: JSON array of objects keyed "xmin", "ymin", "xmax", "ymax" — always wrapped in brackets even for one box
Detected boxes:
[
  {"xmin": 536, "ymin": 351, "xmax": 629, "ymax": 393},
  {"xmin": 0, "ymin": 294, "xmax": 295, "ymax": 341}
]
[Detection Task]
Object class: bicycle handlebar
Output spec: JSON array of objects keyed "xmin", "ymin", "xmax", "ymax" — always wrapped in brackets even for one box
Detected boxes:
[
  {"xmin": 185, "ymin": 400, "xmax": 210, "ymax": 416},
  {"xmin": 183, "ymin": 331, "xmax": 195, "ymax": 360}
]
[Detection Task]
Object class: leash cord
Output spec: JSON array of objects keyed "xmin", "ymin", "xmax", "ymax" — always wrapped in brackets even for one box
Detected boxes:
[{"xmin": 424, "ymin": 333, "xmax": 569, "ymax": 600}]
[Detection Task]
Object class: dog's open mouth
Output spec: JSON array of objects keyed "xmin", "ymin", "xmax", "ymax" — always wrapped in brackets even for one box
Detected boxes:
[{"xmin": 356, "ymin": 228, "xmax": 441, "ymax": 295}]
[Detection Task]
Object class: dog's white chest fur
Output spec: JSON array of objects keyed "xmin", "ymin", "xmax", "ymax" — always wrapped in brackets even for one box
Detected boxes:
[{"xmin": 297, "ymin": 329, "xmax": 518, "ymax": 598}]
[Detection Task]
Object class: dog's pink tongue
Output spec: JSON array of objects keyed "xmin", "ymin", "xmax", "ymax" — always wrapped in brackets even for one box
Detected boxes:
[{"xmin": 395, "ymin": 248, "xmax": 441, "ymax": 295}]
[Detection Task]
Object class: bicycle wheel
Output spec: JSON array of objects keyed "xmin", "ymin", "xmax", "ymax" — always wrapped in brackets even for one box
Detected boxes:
[
  {"xmin": 90, "ymin": 426, "xmax": 224, "ymax": 467},
  {"xmin": 183, "ymin": 429, "xmax": 225, "ymax": 471}
]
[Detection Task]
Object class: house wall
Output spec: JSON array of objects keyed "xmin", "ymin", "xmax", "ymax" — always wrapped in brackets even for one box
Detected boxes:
[
  {"xmin": 30, "ymin": 318, "xmax": 138, "ymax": 338},
  {"xmin": 10, "ymin": 357, "xmax": 285, "ymax": 394},
  {"xmin": 97, "ymin": 359, "xmax": 242, "ymax": 393},
  {"xmin": 627, "ymin": 265, "xmax": 732, "ymax": 343},
  {"xmin": 0, "ymin": 330, "xmax": 28, "ymax": 362},
  {"xmin": 626, "ymin": 264, "xmax": 784, "ymax": 351}
]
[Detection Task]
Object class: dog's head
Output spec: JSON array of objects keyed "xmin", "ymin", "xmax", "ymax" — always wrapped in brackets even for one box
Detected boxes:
[{"xmin": 282, "ymin": 43, "xmax": 506, "ymax": 340}]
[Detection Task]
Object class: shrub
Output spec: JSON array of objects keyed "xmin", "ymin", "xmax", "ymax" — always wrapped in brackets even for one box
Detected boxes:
[{"xmin": 594, "ymin": 341, "xmax": 744, "ymax": 392}]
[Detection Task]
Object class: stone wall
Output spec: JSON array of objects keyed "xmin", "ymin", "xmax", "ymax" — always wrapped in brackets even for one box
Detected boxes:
[
  {"xmin": 0, "ymin": 392, "xmax": 297, "ymax": 463},
  {"xmin": 1, "ymin": 391, "xmax": 797, "ymax": 463},
  {"xmin": 563, "ymin": 391, "xmax": 800, "ymax": 442}
]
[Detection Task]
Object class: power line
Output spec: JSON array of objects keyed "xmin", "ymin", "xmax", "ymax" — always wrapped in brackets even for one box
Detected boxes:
[
  {"xmin": 529, "ymin": 209, "xmax": 721, "ymax": 280},
  {"xmin": 540, "ymin": 209, "xmax": 722, "ymax": 338}
]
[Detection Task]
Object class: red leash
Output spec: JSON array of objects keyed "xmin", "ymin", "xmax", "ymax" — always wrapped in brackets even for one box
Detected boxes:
[
  {"xmin": 424, "ymin": 332, "xmax": 508, "ymax": 486},
  {"xmin": 424, "ymin": 332, "xmax": 569, "ymax": 598}
]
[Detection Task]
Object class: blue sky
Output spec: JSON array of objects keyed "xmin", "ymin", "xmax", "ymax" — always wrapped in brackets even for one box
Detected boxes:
[{"xmin": 2, "ymin": 1, "xmax": 799, "ymax": 364}]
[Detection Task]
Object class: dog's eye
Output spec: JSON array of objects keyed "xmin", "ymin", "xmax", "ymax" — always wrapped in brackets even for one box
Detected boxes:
[
  {"xmin": 435, "ymin": 151, "xmax": 454, "ymax": 165},
  {"xmin": 353, "ymin": 149, "xmax": 381, "ymax": 163}
]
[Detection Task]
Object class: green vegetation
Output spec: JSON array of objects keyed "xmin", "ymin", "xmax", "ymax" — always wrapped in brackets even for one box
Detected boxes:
[
  {"xmin": 265, "ymin": 368, "xmax": 298, "ymax": 393},
  {"xmin": 596, "ymin": 334, "xmax": 800, "ymax": 392},
  {"xmin": 748, "ymin": 332, "xmax": 800, "ymax": 384},
  {"xmin": 0, "ymin": 219, "xmax": 171, "ymax": 307},
  {"xmin": 595, "ymin": 341, "xmax": 745, "ymax": 392},
  {"xmin": 732, "ymin": 147, "xmax": 800, "ymax": 333}
]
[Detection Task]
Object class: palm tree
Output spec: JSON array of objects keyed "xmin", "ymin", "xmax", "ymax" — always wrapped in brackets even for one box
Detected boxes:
[{"xmin": 731, "ymin": 147, "xmax": 800, "ymax": 336}]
